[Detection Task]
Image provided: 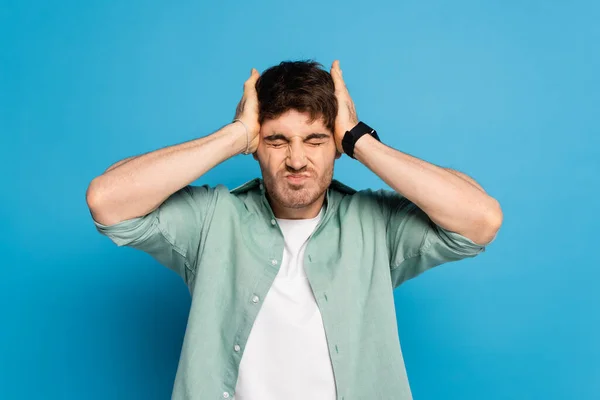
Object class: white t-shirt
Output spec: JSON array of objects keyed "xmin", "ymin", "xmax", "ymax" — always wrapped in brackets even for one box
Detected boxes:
[{"xmin": 234, "ymin": 206, "xmax": 336, "ymax": 400}]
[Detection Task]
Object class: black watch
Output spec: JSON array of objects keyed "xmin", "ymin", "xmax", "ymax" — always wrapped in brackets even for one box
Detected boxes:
[{"xmin": 341, "ymin": 121, "xmax": 380, "ymax": 159}]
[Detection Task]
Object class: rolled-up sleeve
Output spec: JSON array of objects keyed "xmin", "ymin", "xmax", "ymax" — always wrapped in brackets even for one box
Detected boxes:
[
  {"xmin": 370, "ymin": 189, "xmax": 489, "ymax": 288},
  {"xmin": 92, "ymin": 184, "xmax": 216, "ymax": 285}
]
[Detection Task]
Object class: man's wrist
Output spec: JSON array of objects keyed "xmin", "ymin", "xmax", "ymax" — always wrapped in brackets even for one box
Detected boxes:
[
  {"xmin": 342, "ymin": 121, "xmax": 380, "ymax": 159},
  {"xmin": 226, "ymin": 121, "xmax": 250, "ymax": 155},
  {"xmin": 352, "ymin": 133, "xmax": 380, "ymax": 162}
]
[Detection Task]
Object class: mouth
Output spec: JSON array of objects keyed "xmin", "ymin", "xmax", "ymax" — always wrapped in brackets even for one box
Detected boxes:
[{"xmin": 285, "ymin": 174, "xmax": 310, "ymax": 184}]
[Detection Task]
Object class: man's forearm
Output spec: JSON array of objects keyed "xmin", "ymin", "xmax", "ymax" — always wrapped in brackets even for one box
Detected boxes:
[
  {"xmin": 444, "ymin": 168, "xmax": 486, "ymax": 193},
  {"xmin": 87, "ymin": 122, "xmax": 248, "ymax": 226},
  {"xmin": 353, "ymin": 135, "xmax": 502, "ymax": 245},
  {"xmin": 105, "ymin": 156, "xmax": 140, "ymax": 173}
]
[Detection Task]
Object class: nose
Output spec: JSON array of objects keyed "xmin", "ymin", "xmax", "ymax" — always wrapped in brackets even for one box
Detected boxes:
[{"xmin": 285, "ymin": 140, "xmax": 308, "ymax": 171}]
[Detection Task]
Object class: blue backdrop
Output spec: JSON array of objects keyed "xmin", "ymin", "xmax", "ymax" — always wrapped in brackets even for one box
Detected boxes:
[{"xmin": 2, "ymin": 1, "xmax": 598, "ymax": 399}]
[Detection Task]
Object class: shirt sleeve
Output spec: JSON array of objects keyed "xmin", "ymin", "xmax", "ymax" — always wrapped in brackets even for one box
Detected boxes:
[
  {"xmin": 371, "ymin": 189, "xmax": 488, "ymax": 289},
  {"xmin": 91, "ymin": 184, "xmax": 216, "ymax": 285}
]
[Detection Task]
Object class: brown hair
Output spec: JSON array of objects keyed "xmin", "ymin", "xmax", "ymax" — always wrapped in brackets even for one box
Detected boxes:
[{"xmin": 256, "ymin": 60, "xmax": 337, "ymax": 132}]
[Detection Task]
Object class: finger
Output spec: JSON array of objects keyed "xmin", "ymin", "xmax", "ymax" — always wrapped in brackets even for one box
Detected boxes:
[
  {"xmin": 330, "ymin": 60, "xmax": 347, "ymax": 93},
  {"xmin": 333, "ymin": 60, "xmax": 342, "ymax": 75},
  {"xmin": 246, "ymin": 68, "xmax": 260, "ymax": 88},
  {"xmin": 243, "ymin": 68, "xmax": 258, "ymax": 90}
]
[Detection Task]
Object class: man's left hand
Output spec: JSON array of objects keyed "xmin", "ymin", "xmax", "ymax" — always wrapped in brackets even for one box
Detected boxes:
[{"xmin": 330, "ymin": 60, "xmax": 359, "ymax": 155}]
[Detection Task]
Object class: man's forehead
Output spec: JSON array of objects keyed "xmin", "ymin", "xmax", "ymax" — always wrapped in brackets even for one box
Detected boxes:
[{"xmin": 262, "ymin": 110, "xmax": 329, "ymax": 129}]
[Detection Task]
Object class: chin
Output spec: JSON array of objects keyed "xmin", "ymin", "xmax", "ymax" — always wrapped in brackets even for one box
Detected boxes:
[{"xmin": 267, "ymin": 178, "xmax": 322, "ymax": 209}]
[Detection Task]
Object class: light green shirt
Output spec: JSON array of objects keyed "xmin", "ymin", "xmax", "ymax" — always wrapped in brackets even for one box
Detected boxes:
[{"xmin": 93, "ymin": 177, "xmax": 487, "ymax": 400}]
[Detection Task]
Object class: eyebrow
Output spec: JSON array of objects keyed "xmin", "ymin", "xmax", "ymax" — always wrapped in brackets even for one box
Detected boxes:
[{"xmin": 264, "ymin": 133, "xmax": 331, "ymax": 141}]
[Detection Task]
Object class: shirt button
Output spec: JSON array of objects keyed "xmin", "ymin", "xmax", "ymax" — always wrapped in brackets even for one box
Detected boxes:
[
  {"xmin": 222, "ymin": 392, "xmax": 230, "ymax": 399},
  {"xmin": 234, "ymin": 344, "xmax": 241, "ymax": 352},
  {"xmin": 271, "ymin": 259, "xmax": 278, "ymax": 265},
  {"xmin": 252, "ymin": 295, "xmax": 260, "ymax": 303},
  {"xmin": 270, "ymin": 219, "xmax": 276, "ymax": 225}
]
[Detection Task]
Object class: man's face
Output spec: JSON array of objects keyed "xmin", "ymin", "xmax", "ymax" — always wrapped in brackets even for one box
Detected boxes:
[{"xmin": 253, "ymin": 109, "xmax": 341, "ymax": 219}]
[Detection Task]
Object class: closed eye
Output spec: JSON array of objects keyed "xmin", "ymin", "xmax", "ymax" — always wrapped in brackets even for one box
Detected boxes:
[
  {"xmin": 269, "ymin": 141, "xmax": 325, "ymax": 148},
  {"xmin": 269, "ymin": 142, "xmax": 287, "ymax": 148},
  {"xmin": 265, "ymin": 132, "xmax": 331, "ymax": 146}
]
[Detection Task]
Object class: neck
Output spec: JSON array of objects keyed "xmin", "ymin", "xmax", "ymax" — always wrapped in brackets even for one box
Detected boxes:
[{"xmin": 269, "ymin": 193, "xmax": 326, "ymax": 219}]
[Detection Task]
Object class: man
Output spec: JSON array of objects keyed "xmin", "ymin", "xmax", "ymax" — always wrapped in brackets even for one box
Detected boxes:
[{"xmin": 86, "ymin": 60, "xmax": 502, "ymax": 400}]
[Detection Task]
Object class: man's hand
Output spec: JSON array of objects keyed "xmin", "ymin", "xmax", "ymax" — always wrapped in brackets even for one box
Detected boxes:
[
  {"xmin": 234, "ymin": 68, "xmax": 261, "ymax": 154},
  {"xmin": 330, "ymin": 60, "xmax": 359, "ymax": 155}
]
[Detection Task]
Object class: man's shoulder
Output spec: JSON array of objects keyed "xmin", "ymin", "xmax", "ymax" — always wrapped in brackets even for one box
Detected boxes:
[
  {"xmin": 329, "ymin": 179, "xmax": 358, "ymax": 195},
  {"xmin": 229, "ymin": 177, "xmax": 262, "ymax": 195},
  {"xmin": 334, "ymin": 182, "xmax": 403, "ymax": 203}
]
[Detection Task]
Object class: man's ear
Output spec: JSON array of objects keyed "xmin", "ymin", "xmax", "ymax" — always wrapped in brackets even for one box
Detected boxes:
[
  {"xmin": 335, "ymin": 150, "xmax": 342, "ymax": 160},
  {"xmin": 252, "ymin": 152, "xmax": 259, "ymax": 161}
]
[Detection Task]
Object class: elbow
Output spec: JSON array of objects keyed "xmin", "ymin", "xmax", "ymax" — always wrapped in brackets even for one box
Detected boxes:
[
  {"xmin": 488, "ymin": 197, "xmax": 504, "ymax": 231},
  {"xmin": 86, "ymin": 176, "xmax": 107, "ymax": 211},
  {"xmin": 86, "ymin": 177, "xmax": 117, "ymax": 225},
  {"xmin": 477, "ymin": 198, "xmax": 503, "ymax": 245},
  {"xmin": 86, "ymin": 169, "xmax": 123, "ymax": 207},
  {"xmin": 85, "ymin": 176, "xmax": 156, "ymax": 226}
]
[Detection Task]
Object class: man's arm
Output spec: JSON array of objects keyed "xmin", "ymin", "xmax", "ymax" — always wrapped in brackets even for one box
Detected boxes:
[
  {"xmin": 87, "ymin": 124, "xmax": 248, "ymax": 226},
  {"xmin": 443, "ymin": 167, "xmax": 486, "ymax": 193},
  {"xmin": 87, "ymin": 69, "xmax": 262, "ymax": 226},
  {"xmin": 328, "ymin": 60, "xmax": 501, "ymax": 246},
  {"xmin": 104, "ymin": 156, "xmax": 140, "ymax": 173},
  {"xmin": 354, "ymin": 137, "xmax": 502, "ymax": 245}
]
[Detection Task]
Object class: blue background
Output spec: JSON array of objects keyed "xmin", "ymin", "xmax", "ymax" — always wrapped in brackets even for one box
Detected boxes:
[{"xmin": 2, "ymin": 0, "xmax": 598, "ymax": 399}]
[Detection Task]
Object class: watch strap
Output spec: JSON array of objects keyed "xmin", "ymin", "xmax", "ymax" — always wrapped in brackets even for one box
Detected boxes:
[{"xmin": 342, "ymin": 121, "xmax": 380, "ymax": 159}]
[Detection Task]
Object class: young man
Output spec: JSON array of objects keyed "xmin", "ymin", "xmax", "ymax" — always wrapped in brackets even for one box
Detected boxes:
[{"xmin": 87, "ymin": 60, "xmax": 502, "ymax": 400}]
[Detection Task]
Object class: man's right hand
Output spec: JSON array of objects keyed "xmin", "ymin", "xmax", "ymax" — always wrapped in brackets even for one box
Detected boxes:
[{"xmin": 234, "ymin": 68, "xmax": 261, "ymax": 154}]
